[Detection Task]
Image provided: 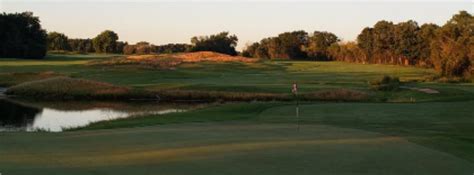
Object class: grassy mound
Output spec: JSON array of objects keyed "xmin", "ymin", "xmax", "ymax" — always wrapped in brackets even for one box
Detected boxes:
[
  {"xmin": 172, "ymin": 51, "xmax": 257, "ymax": 63},
  {"xmin": 6, "ymin": 77, "xmax": 132, "ymax": 100},
  {"xmin": 91, "ymin": 51, "xmax": 259, "ymax": 69}
]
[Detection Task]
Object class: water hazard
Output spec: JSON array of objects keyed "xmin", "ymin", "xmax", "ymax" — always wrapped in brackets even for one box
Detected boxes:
[{"xmin": 0, "ymin": 98, "xmax": 194, "ymax": 132}]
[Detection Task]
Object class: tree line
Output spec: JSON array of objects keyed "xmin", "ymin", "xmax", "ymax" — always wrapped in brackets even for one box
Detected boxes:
[
  {"xmin": 49, "ymin": 31, "xmax": 237, "ymax": 56},
  {"xmin": 0, "ymin": 12, "xmax": 235, "ymax": 57},
  {"xmin": 332, "ymin": 11, "xmax": 473, "ymax": 77},
  {"xmin": 0, "ymin": 12, "xmax": 47, "ymax": 58},
  {"xmin": 243, "ymin": 11, "xmax": 473, "ymax": 77},
  {"xmin": 47, "ymin": 30, "xmax": 126, "ymax": 54},
  {"xmin": 242, "ymin": 30, "xmax": 339, "ymax": 60},
  {"xmin": 123, "ymin": 32, "xmax": 238, "ymax": 55},
  {"xmin": 2, "ymin": 11, "xmax": 472, "ymax": 77},
  {"xmin": 123, "ymin": 42, "xmax": 191, "ymax": 55},
  {"xmin": 1, "ymin": 12, "xmax": 238, "ymax": 58}
]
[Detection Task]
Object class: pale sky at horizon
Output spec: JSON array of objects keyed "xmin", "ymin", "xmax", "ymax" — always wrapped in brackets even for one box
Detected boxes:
[{"xmin": 1, "ymin": 0, "xmax": 472, "ymax": 50}]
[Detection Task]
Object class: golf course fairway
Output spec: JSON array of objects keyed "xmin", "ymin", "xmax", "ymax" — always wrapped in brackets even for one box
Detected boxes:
[{"xmin": 1, "ymin": 103, "xmax": 473, "ymax": 175}]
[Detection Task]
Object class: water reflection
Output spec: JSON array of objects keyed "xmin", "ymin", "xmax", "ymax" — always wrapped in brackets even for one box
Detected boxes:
[
  {"xmin": 0, "ymin": 98, "xmax": 192, "ymax": 132},
  {"xmin": 0, "ymin": 99, "xmax": 41, "ymax": 131}
]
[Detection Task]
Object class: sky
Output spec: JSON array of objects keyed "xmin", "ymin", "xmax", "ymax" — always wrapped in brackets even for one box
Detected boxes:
[{"xmin": 1, "ymin": 0, "xmax": 472, "ymax": 50}]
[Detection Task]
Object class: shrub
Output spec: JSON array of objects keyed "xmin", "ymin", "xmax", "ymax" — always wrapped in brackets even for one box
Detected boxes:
[
  {"xmin": 436, "ymin": 76, "xmax": 471, "ymax": 83},
  {"xmin": 369, "ymin": 76, "xmax": 401, "ymax": 91}
]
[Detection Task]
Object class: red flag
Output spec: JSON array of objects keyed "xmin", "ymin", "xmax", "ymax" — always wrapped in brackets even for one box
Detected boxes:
[{"xmin": 292, "ymin": 83, "xmax": 298, "ymax": 95}]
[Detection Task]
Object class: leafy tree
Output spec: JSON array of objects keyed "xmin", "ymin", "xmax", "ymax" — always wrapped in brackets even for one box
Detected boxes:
[
  {"xmin": 153, "ymin": 43, "xmax": 191, "ymax": 54},
  {"xmin": 191, "ymin": 32, "xmax": 238, "ymax": 55},
  {"xmin": 243, "ymin": 11, "xmax": 472, "ymax": 78},
  {"xmin": 133, "ymin": 42, "xmax": 149, "ymax": 54},
  {"xmin": 328, "ymin": 42, "xmax": 366, "ymax": 63},
  {"xmin": 242, "ymin": 43, "xmax": 258, "ymax": 57},
  {"xmin": 47, "ymin": 32, "xmax": 70, "ymax": 51},
  {"xmin": 0, "ymin": 12, "xmax": 47, "ymax": 59},
  {"xmin": 92, "ymin": 30, "xmax": 119, "ymax": 53},
  {"xmin": 393, "ymin": 20, "xmax": 421, "ymax": 64},
  {"xmin": 358, "ymin": 20, "xmax": 432, "ymax": 65},
  {"xmin": 430, "ymin": 11, "xmax": 473, "ymax": 77},
  {"xmin": 372, "ymin": 21, "xmax": 396, "ymax": 64},
  {"xmin": 304, "ymin": 31, "xmax": 339, "ymax": 60},
  {"xmin": 273, "ymin": 31, "xmax": 308, "ymax": 59},
  {"xmin": 123, "ymin": 44, "xmax": 136, "ymax": 55},
  {"xmin": 68, "ymin": 39, "xmax": 94, "ymax": 53},
  {"xmin": 266, "ymin": 37, "xmax": 285, "ymax": 58},
  {"xmin": 115, "ymin": 41, "xmax": 127, "ymax": 54},
  {"xmin": 123, "ymin": 42, "xmax": 191, "ymax": 55},
  {"xmin": 357, "ymin": 27, "xmax": 374, "ymax": 61},
  {"xmin": 242, "ymin": 31, "xmax": 309, "ymax": 59},
  {"xmin": 254, "ymin": 40, "xmax": 270, "ymax": 59},
  {"xmin": 417, "ymin": 23, "xmax": 439, "ymax": 66}
]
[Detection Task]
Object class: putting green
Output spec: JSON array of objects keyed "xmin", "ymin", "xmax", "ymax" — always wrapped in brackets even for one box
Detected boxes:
[{"xmin": 1, "ymin": 122, "xmax": 472, "ymax": 175}]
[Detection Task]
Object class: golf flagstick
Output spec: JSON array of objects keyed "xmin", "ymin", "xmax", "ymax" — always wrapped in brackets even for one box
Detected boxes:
[
  {"xmin": 296, "ymin": 100, "xmax": 300, "ymax": 131},
  {"xmin": 292, "ymin": 83, "xmax": 299, "ymax": 131}
]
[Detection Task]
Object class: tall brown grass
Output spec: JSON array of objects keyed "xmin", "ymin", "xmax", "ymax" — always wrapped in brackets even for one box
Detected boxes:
[
  {"xmin": 0, "ymin": 71, "xmax": 63, "ymax": 87},
  {"xmin": 90, "ymin": 51, "xmax": 259, "ymax": 69},
  {"xmin": 301, "ymin": 89, "xmax": 369, "ymax": 101},
  {"xmin": 6, "ymin": 77, "xmax": 132, "ymax": 100}
]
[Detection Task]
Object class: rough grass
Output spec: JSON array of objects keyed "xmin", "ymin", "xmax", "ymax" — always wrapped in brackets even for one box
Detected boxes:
[
  {"xmin": 301, "ymin": 88, "xmax": 369, "ymax": 101},
  {"xmin": 5, "ymin": 75, "xmax": 372, "ymax": 102},
  {"xmin": 1, "ymin": 54, "xmax": 473, "ymax": 102},
  {"xmin": 153, "ymin": 89, "xmax": 291, "ymax": 102},
  {"xmin": 91, "ymin": 51, "xmax": 259, "ymax": 69}
]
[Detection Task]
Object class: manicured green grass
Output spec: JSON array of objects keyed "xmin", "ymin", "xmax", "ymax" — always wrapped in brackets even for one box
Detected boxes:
[
  {"xmin": 1, "ymin": 122, "xmax": 473, "ymax": 175},
  {"xmin": 259, "ymin": 101, "xmax": 474, "ymax": 163},
  {"xmin": 74, "ymin": 101, "xmax": 474, "ymax": 163},
  {"xmin": 69, "ymin": 103, "xmax": 278, "ymax": 130}
]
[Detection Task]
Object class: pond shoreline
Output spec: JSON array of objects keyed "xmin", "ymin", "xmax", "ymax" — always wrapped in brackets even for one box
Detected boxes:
[
  {"xmin": 0, "ymin": 87, "xmax": 6, "ymax": 97},
  {"xmin": 0, "ymin": 97, "xmax": 198, "ymax": 132}
]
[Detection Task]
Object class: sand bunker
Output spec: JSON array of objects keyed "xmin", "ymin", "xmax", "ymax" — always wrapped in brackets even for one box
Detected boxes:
[{"xmin": 400, "ymin": 86, "xmax": 440, "ymax": 94}]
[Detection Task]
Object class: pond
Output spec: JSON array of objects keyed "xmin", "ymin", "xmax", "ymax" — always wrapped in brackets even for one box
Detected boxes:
[{"xmin": 0, "ymin": 98, "xmax": 197, "ymax": 132}]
